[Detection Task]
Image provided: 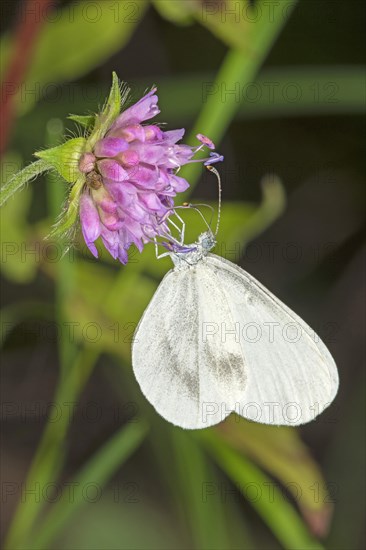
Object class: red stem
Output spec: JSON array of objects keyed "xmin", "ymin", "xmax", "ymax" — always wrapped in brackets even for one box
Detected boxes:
[{"xmin": 0, "ymin": 0, "xmax": 56, "ymax": 158}]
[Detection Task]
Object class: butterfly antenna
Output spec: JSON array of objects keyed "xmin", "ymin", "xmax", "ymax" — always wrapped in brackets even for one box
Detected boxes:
[
  {"xmin": 206, "ymin": 165, "xmax": 222, "ymax": 236},
  {"xmin": 181, "ymin": 203, "xmax": 214, "ymax": 233}
]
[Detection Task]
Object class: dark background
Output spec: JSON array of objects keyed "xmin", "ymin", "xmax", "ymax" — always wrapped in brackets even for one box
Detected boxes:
[{"xmin": 1, "ymin": 1, "xmax": 365, "ymax": 549}]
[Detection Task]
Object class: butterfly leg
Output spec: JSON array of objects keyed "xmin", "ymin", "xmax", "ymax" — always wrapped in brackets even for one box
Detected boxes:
[
  {"xmin": 167, "ymin": 210, "xmax": 186, "ymax": 245},
  {"xmin": 154, "ymin": 237, "xmax": 171, "ymax": 260}
]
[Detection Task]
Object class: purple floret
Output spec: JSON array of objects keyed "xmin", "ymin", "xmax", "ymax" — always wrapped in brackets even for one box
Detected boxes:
[{"xmin": 79, "ymin": 88, "xmax": 223, "ymax": 263}]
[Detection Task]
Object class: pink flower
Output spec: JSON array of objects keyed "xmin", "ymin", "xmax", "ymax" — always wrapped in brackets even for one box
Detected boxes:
[{"xmin": 78, "ymin": 88, "xmax": 223, "ymax": 263}]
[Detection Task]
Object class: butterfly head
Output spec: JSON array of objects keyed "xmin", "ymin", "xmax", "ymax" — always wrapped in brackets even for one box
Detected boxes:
[
  {"xmin": 157, "ymin": 166, "xmax": 221, "ymax": 268},
  {"xmin": 168, "ymin": 230, "xmax": 216, "ymax": 269},
  {"xmin": 198, "ymin": 230, "xmax": 216, "ymax": 252}
]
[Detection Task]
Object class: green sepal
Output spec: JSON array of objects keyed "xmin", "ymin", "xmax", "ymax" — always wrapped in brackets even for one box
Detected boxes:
[
  {"xmin": 35, "ymin": 137, "xmax": 87, "ymax": 183},
  {"xmin": 87, "ymin": 72, "xmax": 125, "ymax": 150},
  {"xmin": 50, "ymin": 175, "xmax": 85, "ymax": 240},
  {"xmin": 68, "ymin": 114, "xmax": 96, "ymax": 131},
  {"xmin": 101, "ymin": 71, "xmax": 122, "ymax": 128}
]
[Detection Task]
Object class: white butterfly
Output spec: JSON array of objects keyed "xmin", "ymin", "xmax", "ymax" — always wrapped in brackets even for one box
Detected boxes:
[{"xmin": 132, "ymin": 169, "xmax": 339, "ymax": 429}]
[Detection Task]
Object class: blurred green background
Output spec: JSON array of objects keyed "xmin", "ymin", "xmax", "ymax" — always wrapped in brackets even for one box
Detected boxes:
[{"xmin": 1, "ymin": 1, "xmax": 365, "ymax": 549}]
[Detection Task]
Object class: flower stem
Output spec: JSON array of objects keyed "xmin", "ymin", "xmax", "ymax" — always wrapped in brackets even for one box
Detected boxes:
[{"xmin": 0, "ymin": 158, "xmax": 50, "ymax": 207}]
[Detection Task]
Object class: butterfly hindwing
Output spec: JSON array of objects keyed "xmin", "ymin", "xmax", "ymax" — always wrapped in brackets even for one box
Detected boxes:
[{"xmin": 206, "ymin": 254, "xmax": 339, "ymax": 425}]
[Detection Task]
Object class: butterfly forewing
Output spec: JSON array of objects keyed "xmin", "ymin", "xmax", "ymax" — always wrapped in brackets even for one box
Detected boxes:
[{"xmin": 132, "ymin": 263, "xmax": 247, "ymax": 429}]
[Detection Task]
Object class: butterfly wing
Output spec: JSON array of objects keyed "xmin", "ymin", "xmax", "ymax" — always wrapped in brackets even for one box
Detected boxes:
[
  {"xmin": 132, "ymin": 263, "xmax": 247, "ymax": 429},
  {"xmin": 206, "ymin": 254, "xmax": 339, "ymax": 425}
]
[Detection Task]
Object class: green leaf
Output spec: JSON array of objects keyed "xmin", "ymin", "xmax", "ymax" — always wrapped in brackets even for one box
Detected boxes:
[
  {"xmin": 0, "ymin": 158, "xmax": 50, "ymax": 207},
  {"xmin": 189, "ymin": 0, "xmax": 298, "ymax": 52},
  {"xmin": 28, "ymin": 421, "xmax": 148, "ymax": 549},
  {"xmin": 200, "ymin": 430, "xmax": 324, "ymax": 550},
  {"xmin": 217, "ymin": 417, "xmax": 333, "ymax": 532},
  {"xmin": 153, "ymin": 0, "xmax": 194, "ymax": 25},
  {"xmin": 1, "ymin": 1, "xmax": 147, "ymax": 116},
  {"xmin": 35, "ymin": 137, "xmax": 86, "ymax": 183},
  {"xmin": 68, "ymin": 114, "xmax": 95, "ymax": 130}
]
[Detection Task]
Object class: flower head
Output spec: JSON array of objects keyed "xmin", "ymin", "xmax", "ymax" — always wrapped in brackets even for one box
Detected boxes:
[
  {"xmin": 31, "ymin": 74, "xmax": 222, "ymax": 262},
  {"xmin": 76, "ymin": 85, "xmax": 223, "ymax": 263}
]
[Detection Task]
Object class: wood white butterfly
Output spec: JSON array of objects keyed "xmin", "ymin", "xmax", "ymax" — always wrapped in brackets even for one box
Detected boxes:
[{"xmin": 132, "ymin": 169, "xmax": 338, "ymax": 429}]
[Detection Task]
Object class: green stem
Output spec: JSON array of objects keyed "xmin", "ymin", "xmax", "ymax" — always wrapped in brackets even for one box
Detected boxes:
[
  {"xmin": 4, "ymin": 120, "xmax": 86, "ymax": 549},
  {"xmin": 0, "ymin": 158, "xmax": 50, "ymax": 207},
  {"xmin": 29, "ymin": 421, "xmax": 148, "ymax": 549},
  {"xmin": 4, "ymin": 350, "xmax": 97, "ymax": 549},
  {"xmin": 180, "ymin": 0, "xmax": 298, "ymax": 194}
]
